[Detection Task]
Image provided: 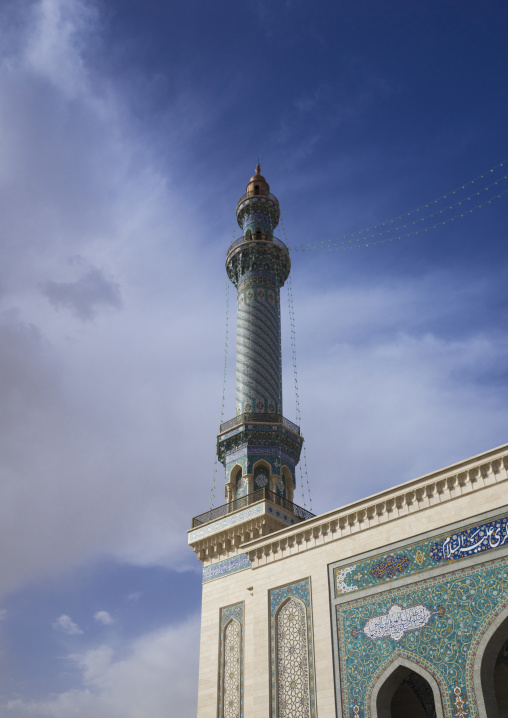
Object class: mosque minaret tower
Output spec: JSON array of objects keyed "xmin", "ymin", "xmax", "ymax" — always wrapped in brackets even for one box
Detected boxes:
[
  {"xmin": 188, "ymin": 165, "xmax": 508, "ymax": 718},
  {"xmin": 189, "ymin": 165, "xmax": 313, "ymax": 571}
]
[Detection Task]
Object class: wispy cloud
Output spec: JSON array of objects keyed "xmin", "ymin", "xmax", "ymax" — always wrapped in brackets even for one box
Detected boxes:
[
  {"xmin": 52, "ymin": 614, "xmax": 83, "ymax": 635},
  {"xmin": 6, "ymin": 616, "xmax": 199, "ymax": 718},
  {"xmin": 94, "ymin": 611, "xmax": 114, "ymax": 626}
]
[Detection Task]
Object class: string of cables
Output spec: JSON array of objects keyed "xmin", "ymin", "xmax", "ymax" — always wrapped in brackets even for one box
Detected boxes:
[{"xmin": 288, "ymin": 157, "xmax": 508, "ymax": 252}]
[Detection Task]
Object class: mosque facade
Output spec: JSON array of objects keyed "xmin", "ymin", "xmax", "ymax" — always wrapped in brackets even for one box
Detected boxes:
[{"xmin": 188, "ymin": 167, "xmax": 508, "ymax": 718}]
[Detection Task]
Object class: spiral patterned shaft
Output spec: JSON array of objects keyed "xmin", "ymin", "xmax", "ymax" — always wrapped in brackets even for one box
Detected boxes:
[{"xmin": 236, "ymin": 278, "xmax": 282, "ymax": 415}]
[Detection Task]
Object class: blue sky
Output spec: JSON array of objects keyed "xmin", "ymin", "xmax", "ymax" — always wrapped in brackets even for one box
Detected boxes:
[{"xmin": 0, "ymin": 1, "xmax": 507, "ymax": 715}]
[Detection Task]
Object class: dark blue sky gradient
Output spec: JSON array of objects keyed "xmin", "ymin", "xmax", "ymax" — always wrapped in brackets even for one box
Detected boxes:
[{"xmin": 0, "ymin": 2, "xmax": 507, "ymax": 715}]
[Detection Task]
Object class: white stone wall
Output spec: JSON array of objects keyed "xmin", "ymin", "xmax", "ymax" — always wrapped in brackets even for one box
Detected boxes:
[{"xmin": 196, "ymin": 474, "xmax": 508, "ymax": 718}]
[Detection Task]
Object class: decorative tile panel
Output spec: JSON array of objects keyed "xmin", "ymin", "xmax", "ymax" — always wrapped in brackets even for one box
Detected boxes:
[
  {"xmin": 218, "ymin": 602, "xmax": 244, "ymax": 718},
  {"xmin": 334, "ymin": 511, "xmax": 508, "ymax": 596},
  {"xmin": 269, "ymin": 578, "xmax": 316, "ymax": 718},
  {"xmin": 335, "ymin": 556, "xmax": 508, "ymax": 718},
  {"xmin": 203, "ymin": 554, "xmax": 251, "ymax": 583},
  {"xmin": 266, "ymin": 504, "xmax": 297, "ymax": 525}
]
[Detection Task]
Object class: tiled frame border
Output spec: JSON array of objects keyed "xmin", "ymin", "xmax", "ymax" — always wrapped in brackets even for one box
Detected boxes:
[
  {"xmin": 333, "ymin": 508, "xmax": 508, "ymax": 598},
  {"xmin": 328, "ymin": 505, "xmax": 508, "ymax": 718},
  {"xmin": 203, "ymin": 553, "xmax": 251, "ymax": 584},
  {"xmin": 218, "ymin": 602, "xmax": 245, "ymax": 718},
  {"xmin": 269, "ymin": 577, "xmax": 317, "ymax": 718}
]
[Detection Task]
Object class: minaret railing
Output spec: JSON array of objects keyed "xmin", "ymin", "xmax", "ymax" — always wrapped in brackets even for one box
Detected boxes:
[
  {"xmin": 236, "ymin": 190, "xmax": 280, "ymax": 206},
  {"xmin": 227, "ymin": 235, "xmax": 289, "ymax": 254},
  {"xmin": 191, "ymin": 488, "xmax": 314, "ymax": 528},
  {"xmin": 219, "ymin": 413, "xmax": 300, "ymax": 436}
]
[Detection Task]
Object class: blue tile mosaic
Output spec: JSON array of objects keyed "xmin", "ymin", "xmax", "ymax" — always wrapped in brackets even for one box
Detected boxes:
[
  {"xmin": 336, "ymin": 556, "xmax": 508, "ymax": 718},
  {"xmin": 269, "ymin": 578, "xmax": 317, "ymax": 718},
  {"xmin": 335, "ymin": 511, "xmax": 508, "ymax": 597},
  {"xmin": 218, "ymin": 602, "xmax": 244, "ymax": 718},
  {"xmin": 203, "ymin": 553, "xmax": 251, "ymax": 584}
]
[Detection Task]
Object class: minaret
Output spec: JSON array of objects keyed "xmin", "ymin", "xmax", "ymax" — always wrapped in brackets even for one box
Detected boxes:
[
  {"xmin": 232, "ymin": 164, "xmax": 285, "ymax": 419},
  {"xmin": 219, "ymin": 164, "xmax": 303, "ymax": 505},
  {"xmin": 189, "ymin": 166, "xmax": 311, "ymax": 566}
]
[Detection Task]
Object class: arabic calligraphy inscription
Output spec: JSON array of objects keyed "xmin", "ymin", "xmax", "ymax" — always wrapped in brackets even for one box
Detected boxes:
[{"xmin": 363, "ymin": 604, "xmax": 433, "ymax": 642}]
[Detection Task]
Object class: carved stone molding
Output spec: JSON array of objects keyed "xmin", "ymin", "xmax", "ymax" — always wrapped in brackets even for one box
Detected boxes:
[{"xmin": 242, "ymin": 444, "xmax": 508, "ymax": 566}]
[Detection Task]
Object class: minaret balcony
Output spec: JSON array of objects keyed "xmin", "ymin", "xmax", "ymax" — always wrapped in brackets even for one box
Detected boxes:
[
  {"xmin": 190, "ymin": 488, "xmax": 314, "ymax": 530},
  {"xmin": 236, "ymin": 189, "xmax": 280, "ymax": 208},
  {"xmin": 219, "ymin": 412, "xmax": 300, "ymax": 435},
  {"xmin": 188, "ymin": 489, "xmax": 315, "ymax": 562},
  {"xmin": 227, "ymin": 233, "xmax": 289, "ymax": 255}
]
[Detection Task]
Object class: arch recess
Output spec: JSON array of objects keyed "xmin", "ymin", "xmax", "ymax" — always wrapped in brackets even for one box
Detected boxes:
[
  {"xmin": 369, "ymin": 654, "xmax": 445, "ymax": 718},
  {"xmin": 253, "ymin": 461, "xmax": 270, "ymax": 491},
  {"xmin": 221, "ymin": 618, "xmax": 242, "ymax": 718},
  {"xmin": 471, "ymin": 599, "xmax": 508, "ymax": 718},
  {"xmin": 281, "ymin": 465, "xmax": 293, "ymax": 501},
  {"xmin": 274, "ymin": 595, "xmax": 310, "ymax": 718}
]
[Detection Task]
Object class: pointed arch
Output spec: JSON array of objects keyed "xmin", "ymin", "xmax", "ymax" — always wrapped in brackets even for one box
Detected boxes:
[
  {"xmin": 471, "ymin": 598, "xmax": 508, "ymax": 718},
  {"xmin": 230, "ymin": 464, "xmax": 247, "ymax": 501},
  {"xmin": 281, "ymin": 465, "xmax": 293, "ymax": 502},
  {"xmin": 368, "ymin": 653, "xmax": 445, "ymax": 718},
  {"xmin": 274, "ymin": 595, "xmax": 311, "ymax": 718},
  {"xmin": 253, "ymin": 461, "xmax": 270, "ymax": 491},
  {"xmin": 218, "ymin": 604, "xmax": 244, "ymax": 718}
]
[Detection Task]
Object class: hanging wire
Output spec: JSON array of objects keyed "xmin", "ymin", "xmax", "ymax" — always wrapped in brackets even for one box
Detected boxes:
[
  {"xmin": 288, "ymin": 161, "xmax": 508, "ymax": 253},
  {"xmin": 281, "ymin": 217, "xmax": 313, "ymax": 511},
  {"xmin": 274, "ymin": 256, "xmax": 284, "ymax": 493},
  {"xmin": 211, "ymin": 277, "xmax": 230, "ymax": 509},
  {"xmin": 211, "ymin": 220, "xmax": 240, "ymax": 507},
  {"xmin": 332, "ymin": 157, "xmax": 508, "ymax": 244}
]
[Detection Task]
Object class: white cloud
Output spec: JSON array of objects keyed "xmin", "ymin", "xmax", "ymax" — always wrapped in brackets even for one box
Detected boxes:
[
  {"xmin": 0, "ymin": 608, "xmax": 7, "ymax": 620},
  {"xmin": 5, "ymin": 616, "xmax": 199, "ymax": 718},
  {"xmin": 0, "ymin": 0, "xmax": 219, "ymax": 600},
  {"xmin": 94, "ymin": 611, "xmax": 114, "ymax": 626},
  {"xmin": 52, "ymin": 614, "xmax": 84, "ymax": 635},
  {"xmin": 126, "ymin": 592, "xmax": 143, "ymax": 602}
]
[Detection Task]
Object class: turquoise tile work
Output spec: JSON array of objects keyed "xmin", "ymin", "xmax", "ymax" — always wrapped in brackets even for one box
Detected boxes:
[
  {"xmin": 202, "ymin": 553, "xmax": 251, "ymax": 584},
  {"xmin": 334, "ymin": 511, "xmax": 508, "ymax": 597},
  {"xmin": 335, "ymin": 553, "xmax": 508, "ymax": 718},
  {"xmin": 269, "ymin": 578, "xmax": 317, "ymax": 718},
  {"xmin": 218, "ymin": 602, "xmax": 244, "ymax": 718}
]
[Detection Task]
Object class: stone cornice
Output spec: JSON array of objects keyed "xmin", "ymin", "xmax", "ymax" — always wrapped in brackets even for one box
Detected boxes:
[
  {"xmin": 241, "ymin": 443, "xmax": 508, "ymax": 566},
  {"xmin": 187, "ymin": 499, "xmax": 305, "ymax": 563}
]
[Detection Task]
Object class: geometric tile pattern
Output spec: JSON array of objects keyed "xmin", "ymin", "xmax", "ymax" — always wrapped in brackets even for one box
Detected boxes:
[
  {"xmin": 223, "ymin": 620, "xmax": 241, "ymax": 718},
  {"xmin": 237, "ymin": 284, "xmax": 282, "ymax": 416},
  {"xmin": 335, "ymin": 555, "xmax": 508, "ymax": 718},
  {"xmin": 269, "ymin": 578, "xmax": 316, "ymax": 718},
  {"xmin": 334, "ymin": 511, "xmax": 508, "ymax": 597},
  {"xmin": 218, "ymin": 602, "xmax": 244, "ymax": 718},
  {"xmin": 202, "ymin": 553, "xmax": 251, "ymax": 584},
  {"xmin": 276, "ymin": 598, "xmax": 310, "ymax": 717}
]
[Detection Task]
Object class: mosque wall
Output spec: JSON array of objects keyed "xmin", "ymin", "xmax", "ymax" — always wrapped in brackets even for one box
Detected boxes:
[{"xmin": 195, "ymin": 457, "xmax": 508, "ymax": 718}]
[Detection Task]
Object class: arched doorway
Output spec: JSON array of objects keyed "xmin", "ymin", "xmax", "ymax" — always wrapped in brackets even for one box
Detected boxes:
[
  {"xmin": 475, "ymin": 610, "xmax": 508, "ymax": 718},
  {"xmin": 494, "ymin": 638, "xmax": 508, "ymax": 715},
  {"xmin": 390, "ymin": 670, "xmax": 436, "ymax": 718},
  {"xmin": 371, "ymin": 660, "xmax": 443, "ymax": 718}
]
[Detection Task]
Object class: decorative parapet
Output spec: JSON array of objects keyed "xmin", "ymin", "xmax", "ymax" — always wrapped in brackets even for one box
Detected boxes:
[
  {"xmin": 219, "ymin": 413, "xmax": 300, "ymax": 436},
  {"xmin": 188, "ymin": 494, "xmax": 313, "ymax": 564},
  {"xmin": 191, "ymin": 489, "xmax": 313, "ymax": 528},
  {"xmin": 242, "ymin": 443, "xmax": 508, "ymax": 566}
]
